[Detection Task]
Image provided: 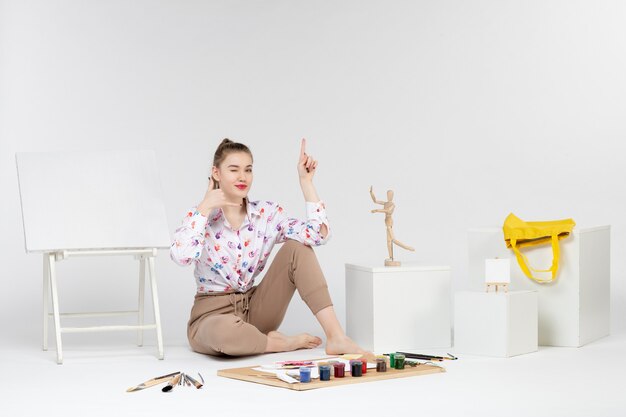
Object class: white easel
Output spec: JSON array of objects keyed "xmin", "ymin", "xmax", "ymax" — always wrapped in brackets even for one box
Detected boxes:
[{"xmin": 17, "ymin": 150, "xmax": 171, "ymax": 364}]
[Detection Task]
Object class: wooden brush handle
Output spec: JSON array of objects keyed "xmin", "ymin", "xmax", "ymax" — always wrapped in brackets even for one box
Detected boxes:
[
  {"xmin": 162, "ymin": 374, "xmax": 182, "ymax": 393},
  {"xmin": 126, "ymin": 376, "xmax": 174, "ymax": 392}
]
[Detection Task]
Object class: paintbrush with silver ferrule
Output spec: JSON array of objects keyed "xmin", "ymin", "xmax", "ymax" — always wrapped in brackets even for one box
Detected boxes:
[{"xmin": 126, "ymin": 372, "xmax": 181, "ymax": 392}]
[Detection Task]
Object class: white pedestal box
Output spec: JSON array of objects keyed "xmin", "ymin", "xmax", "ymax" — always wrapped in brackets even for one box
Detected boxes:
[
  {"xmin": 468, "ymin": 226, "xmax": 610, "ymax": 347},
  {"xmin": 345, "ymin": 264, "xmax": 451, "ymax": 352},
  {"xmin": 454, "ymin": 291, "xmax": 538, "ymax": 357}
]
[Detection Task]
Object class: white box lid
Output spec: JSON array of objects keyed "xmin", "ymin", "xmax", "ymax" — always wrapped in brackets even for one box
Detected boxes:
[{"xmin": 345, "ymin": 263, "xmax": 450, "ymax": 273}]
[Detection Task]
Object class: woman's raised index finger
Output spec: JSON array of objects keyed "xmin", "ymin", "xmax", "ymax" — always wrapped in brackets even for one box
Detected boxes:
[{"xmin": 300, "ymin": 138, "xmax": 307, "ymax": 157}]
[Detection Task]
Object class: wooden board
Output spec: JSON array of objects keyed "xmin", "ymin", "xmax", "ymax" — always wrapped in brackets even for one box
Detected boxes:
[{"xmin": 218, "ymin": 362, "xmax": 445, "ymax": 391}]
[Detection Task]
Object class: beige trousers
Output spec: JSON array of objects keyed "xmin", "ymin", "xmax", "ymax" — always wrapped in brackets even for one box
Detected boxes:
[{"xmin": 187, "ymin": 240, "xmax": 333, "ymax": 356}]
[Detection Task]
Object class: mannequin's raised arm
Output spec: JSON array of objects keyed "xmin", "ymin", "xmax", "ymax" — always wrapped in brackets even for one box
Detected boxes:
[{"xmin": 370, "ymin": 186, "xmax": 384, "ymax": 205}]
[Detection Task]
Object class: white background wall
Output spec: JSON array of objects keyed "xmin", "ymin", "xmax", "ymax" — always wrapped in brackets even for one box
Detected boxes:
[{"xmin": 1, "ymin": 0, "xmax": 625, "ymax": 349}]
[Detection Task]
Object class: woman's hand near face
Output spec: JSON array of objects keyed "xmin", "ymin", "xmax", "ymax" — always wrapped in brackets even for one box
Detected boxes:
[
  {"xmin": 297, "ymin": 138, "xmax": 318, "ymax": 183},
  {"xmin": 197, "ymin": 177, "xmax": 242, "ymax": 216}
]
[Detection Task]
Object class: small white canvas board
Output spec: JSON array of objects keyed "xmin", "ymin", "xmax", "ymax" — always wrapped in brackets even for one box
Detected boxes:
[
  {"xmin": 16, "ymin": 150, "xmax": 171, "ymax": 252},
  {"xmin": 485, "ymin": 258, "xmax": 511, "ymax": 283}
]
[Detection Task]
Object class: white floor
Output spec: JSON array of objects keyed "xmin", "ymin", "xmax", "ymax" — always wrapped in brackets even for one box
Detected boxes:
[{"xmin": 1, "ymin": 333, "xmax": 625, "ymax": 417}]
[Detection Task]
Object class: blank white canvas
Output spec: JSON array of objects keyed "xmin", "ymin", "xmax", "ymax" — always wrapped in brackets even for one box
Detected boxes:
[
  {"xmin": 485, "ymin": 258, "xmax": 511, "ymax": 283},
  {"xmin": 16, "ymin": 150, "xmax": 171, "ymax": 252}
]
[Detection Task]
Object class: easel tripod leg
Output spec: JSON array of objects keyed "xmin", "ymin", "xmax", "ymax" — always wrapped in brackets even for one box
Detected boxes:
[
  {"xmin": 42, "ymin": 254, "xmax": 49, "ymax": 351},
  {"xmin": 48, "ymin": 254, "xmax": 63, "ymax": 364},
  {"xmin": 148, "ymin": 256, "xmax": 164, "ymax": 360},
  {"xmin": 137, "ymin": 257, "xmax": 146, "ymax": 347}
]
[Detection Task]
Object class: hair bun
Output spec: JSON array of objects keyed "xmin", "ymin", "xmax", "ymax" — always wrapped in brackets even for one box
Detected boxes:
[{"xmin": 212, "ymin": 138, "xmax": 253, "ymax": 168}]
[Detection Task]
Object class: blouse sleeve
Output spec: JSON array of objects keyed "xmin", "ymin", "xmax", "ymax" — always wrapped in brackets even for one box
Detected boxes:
[
  {"xmin": 270, "ymin": 201, "xmax": 331, "ymax": 246},
  {"xmin": 170, "ymin": 208, "xmax": 210, "ymax": 266}
]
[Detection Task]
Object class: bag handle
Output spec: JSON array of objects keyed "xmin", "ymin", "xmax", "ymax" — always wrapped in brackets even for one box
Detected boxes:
[{"xmin": 510, "ymin": 234, "xmax": 560, "ymax": 283}]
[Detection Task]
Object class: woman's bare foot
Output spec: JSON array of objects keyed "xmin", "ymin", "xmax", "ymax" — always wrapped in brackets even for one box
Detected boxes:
[
  {"xmin": 325, "ymin": 335, "xmax": 375, "ymax": 361},
  {"xmin": 265, "ymin": 331, "xmax": 322, "ymax": 353}
]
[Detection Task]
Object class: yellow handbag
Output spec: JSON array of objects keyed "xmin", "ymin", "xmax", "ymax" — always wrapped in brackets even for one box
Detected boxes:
[{"xmin": 503, "ymin": 213, "xmax": 576, "ymax": 283}]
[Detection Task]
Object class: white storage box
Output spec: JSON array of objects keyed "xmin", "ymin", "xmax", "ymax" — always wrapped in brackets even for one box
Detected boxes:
[
  {"xmin": 468, "ymin": 226, "xmax": 610, "ymax": 347},
  {"xmin": 454, "ymin": 291, "xmax": 538, "ymax": 357},
  {"xmin": 345, "ymin": 263, "xmax": 451, "ymax": 352}
]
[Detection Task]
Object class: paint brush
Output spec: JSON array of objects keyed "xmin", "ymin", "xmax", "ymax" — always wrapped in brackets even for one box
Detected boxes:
[
  {"xmin": 394, "ymin": 352, "xmax": 458, "ymax": 361},
  {"xmin": 126, "ymin": 372, "xmax": 181, "ymax": 392},
  {"xmin": 184, "ymin": 373, "xmax": 203, "ymax": 389},
  {"xmin": 162, "ymin": 373, "xmax": 182, "ymax": 392},
  {"xmin": 247, "ymin": 371, "xmax": 298, "ymax": 384}
]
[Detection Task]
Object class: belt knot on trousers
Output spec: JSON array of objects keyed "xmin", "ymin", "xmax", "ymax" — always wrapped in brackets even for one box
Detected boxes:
[{"xmin": 229, "ymin": 291, "xmax": 251, "ymax": 322}]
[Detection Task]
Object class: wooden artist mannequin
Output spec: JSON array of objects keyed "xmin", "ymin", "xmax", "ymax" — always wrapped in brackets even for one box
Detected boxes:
[{"xmin": 370, "ymin": 186, "xmax": 415, "ymax": 266}]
